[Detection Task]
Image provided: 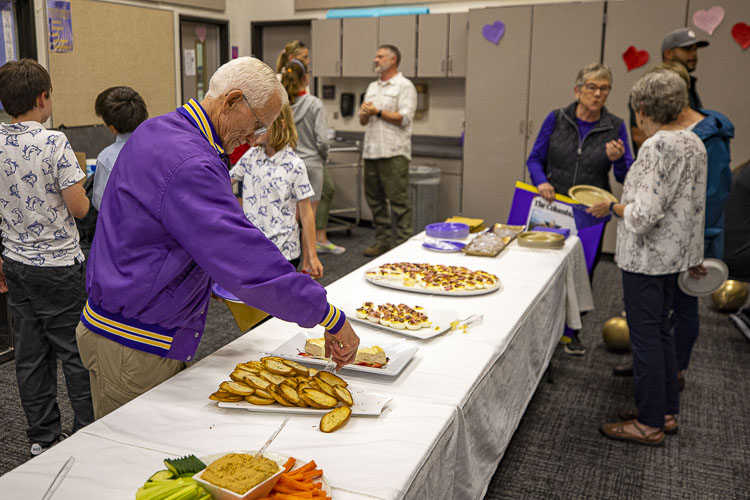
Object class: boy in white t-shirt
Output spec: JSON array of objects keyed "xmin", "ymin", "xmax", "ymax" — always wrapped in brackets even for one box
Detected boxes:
[
  {"xmin": 0, "ymin": 59, "xmax": 93, "ymax": 456},
  {"xmin": 230, "ymin": 103, "xmax": 323, "ymax": 278}
]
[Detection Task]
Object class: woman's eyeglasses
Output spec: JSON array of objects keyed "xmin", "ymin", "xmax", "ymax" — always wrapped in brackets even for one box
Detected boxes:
[{"xmin": 583, "ymin": 83, "xmax": 611, "ymax": 94}]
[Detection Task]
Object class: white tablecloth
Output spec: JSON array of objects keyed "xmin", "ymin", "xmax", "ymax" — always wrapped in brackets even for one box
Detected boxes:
[{"xmin": 0, "ymin": 235, "xmax": 592, "ymax": 500}]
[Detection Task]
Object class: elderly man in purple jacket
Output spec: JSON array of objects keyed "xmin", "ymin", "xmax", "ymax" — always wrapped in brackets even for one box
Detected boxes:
[{"xmin": 75, "ymin": 57, "xmax": 360, "ymax": 419}]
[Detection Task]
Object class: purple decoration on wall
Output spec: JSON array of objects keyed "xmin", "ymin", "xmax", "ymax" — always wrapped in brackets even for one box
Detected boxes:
[{"xmin": 482, "ymin": 21, "xmax": 506, "ymax": 45}]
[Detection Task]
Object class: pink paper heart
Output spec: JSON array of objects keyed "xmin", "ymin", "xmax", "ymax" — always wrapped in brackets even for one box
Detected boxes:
[
  {"xmin": 195, "ymin": 25, "xmax": 207, "ymax": 43},
  {"xmin": 622, "ymin": 45, "xmax": 649, "ymax": 71},
  {"xmin": 482, "ymin": 21, "xmax": 506, "ymax": 45},
  {"xmin": 693, "ymin": 6, "xmax": 725, "ymax": 35}
]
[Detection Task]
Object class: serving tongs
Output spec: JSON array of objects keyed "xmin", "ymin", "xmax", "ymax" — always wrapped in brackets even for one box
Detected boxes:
[{"xmin": 450, "ymin": 313, "xmax": 484, "ymax": 332}]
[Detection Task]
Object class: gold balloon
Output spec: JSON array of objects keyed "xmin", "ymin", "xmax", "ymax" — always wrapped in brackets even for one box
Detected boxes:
[
  {"xmin": 711, "ymin": 280, "xmax": 749, "ymax": 313},
  {"xmin": 602, "ymin": 316, "xmax": 630, "ymax": 350}
]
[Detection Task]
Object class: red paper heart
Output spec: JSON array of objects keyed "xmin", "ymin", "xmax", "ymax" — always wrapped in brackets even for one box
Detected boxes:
[
  {"xmin": 622, "ymin": 45, "xmax": 649, "ymax": 71},
  {"xmin": 731, "ymin": 22, "xmax": 750, "ymax": 50}
]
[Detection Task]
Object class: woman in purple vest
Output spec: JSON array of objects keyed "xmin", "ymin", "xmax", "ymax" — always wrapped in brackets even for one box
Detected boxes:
[{"xmin": 526, "ymin": 62, "xmax": 634, "ymax": 356}]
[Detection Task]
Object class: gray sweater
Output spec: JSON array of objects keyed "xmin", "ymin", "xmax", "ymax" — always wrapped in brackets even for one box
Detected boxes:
[{"xmin": 291, "ymin": 94, "xmax": 329, "ymax": 168}]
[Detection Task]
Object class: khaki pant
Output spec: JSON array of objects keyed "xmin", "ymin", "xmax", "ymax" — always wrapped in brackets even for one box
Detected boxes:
[
  {"xmin": 364, "ymin": 156, "xmax": 412, "ymax": 246},
  {"xmin": 75, "ymin": 322, "xmax": 186, "ymax": 419}
]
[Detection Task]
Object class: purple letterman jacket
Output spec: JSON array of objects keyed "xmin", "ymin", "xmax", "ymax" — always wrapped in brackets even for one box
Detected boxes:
[{"xmin": 81, "ymin": 100, "xmax": 345, "ymax": 361}]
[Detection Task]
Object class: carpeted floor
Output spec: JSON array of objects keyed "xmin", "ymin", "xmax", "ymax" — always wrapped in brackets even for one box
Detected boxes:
[{"xmin": 1, "ymin": 226, "xmax": 748, "ymax": 499}]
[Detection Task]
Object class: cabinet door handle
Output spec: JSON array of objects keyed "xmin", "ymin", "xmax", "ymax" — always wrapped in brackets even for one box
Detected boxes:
[
  {"xmin": 335, "ymin": 60, "xmax": 339, "ymax": 75},
  {"xmin": 519, "ymin": 120, "xmax": 525, "ymax": 135},
  {"xmin": 448, "ymin": 58, "xmax": 453, "ymax": 74},
  {"xmin": 441, "ymin": 59, "xmax": 446, "ymax": 73}
]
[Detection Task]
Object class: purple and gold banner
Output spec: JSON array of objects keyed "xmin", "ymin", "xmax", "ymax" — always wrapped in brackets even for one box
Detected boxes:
[{"xmin": 507, "ymin": 181, "xmax": 609, "ymax": 274}]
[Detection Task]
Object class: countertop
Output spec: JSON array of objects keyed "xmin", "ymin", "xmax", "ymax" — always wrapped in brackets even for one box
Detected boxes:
[{"xmin": 332, "ymin": 132, "xmax": 463, "ymax": 159}]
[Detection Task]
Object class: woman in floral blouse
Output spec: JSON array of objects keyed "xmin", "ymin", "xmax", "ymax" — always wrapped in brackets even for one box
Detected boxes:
[{"xmin": 589, "ymin": 70, "xmax": 707, "ymax": 446}]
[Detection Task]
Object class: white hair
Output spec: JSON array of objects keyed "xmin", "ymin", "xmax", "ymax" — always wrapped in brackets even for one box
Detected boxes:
[{"xmin": 206, "ymin": 56, "xmax": 288, "ymax": 109}]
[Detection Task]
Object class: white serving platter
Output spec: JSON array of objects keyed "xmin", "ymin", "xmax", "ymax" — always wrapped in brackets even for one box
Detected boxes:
[
  {"xmin": 270, "ymin": 331, "xmax": 418, "ymax": 376},
  {"xmin": 364, "ymin": 270, "xmax": 501, "ymax": 296},
  {"xmin": 348, "ymin": 307, "xmax": 457, "ymax": 340},
  {"xmin": 217, "ymin": 386, "xmax": 390, "ymax": 416}
]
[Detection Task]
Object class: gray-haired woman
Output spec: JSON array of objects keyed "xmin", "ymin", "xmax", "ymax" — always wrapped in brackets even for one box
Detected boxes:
[
  {"xmin": 526, "ymin": 62, "xmax": 634, "ymax": 355},
  {"xmin": 589, "ymin": 70, "xmax": 707, "ymax": 446}
]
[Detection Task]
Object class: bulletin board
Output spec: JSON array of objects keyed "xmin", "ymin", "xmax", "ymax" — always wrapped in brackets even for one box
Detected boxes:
[{"xmin": 48, "ymin": 0, "xmax": 176, "ymax": 127}]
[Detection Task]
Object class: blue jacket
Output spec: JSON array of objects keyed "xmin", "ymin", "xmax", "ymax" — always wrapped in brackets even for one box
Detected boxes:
[{"xmin": 694, "ymin": 109, "xmax": 734, "ymax": 259}]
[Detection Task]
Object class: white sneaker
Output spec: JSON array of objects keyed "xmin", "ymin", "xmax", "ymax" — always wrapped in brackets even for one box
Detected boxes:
[{"xmin": 30, "ymin": 432, "xmax": 69, "ymax": 456}]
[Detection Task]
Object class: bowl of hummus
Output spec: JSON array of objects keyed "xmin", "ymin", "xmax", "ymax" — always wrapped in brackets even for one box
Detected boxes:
[{"xmin": 194, "ymin": 451, "xmax": 283, "ymax": 500}]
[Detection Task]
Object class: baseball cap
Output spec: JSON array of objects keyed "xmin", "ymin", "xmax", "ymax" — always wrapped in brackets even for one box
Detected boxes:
[{"xmin": 661, "ymin": 28, "xmax": 709, "ymax": 53}]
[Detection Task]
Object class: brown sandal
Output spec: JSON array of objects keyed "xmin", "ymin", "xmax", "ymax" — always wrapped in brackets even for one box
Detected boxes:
[
  {"xmin": 600, "ymin": 419, "xmax": 665, "ymax": 446},
  {"xmin": 618, "ymin": 410, "xmax": 679, "ymax": 435}
]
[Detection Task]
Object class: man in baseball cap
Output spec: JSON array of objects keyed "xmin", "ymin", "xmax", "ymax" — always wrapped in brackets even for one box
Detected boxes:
[{"xmin": 661, "ymin": 27, "xmax": 710, "ymax": 108}]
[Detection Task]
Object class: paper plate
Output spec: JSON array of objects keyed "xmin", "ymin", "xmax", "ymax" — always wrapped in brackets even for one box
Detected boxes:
[
  {"xmin": 517, "ymin": 231, "xmax": 565, "ymax": 249},
  {"xmin": 678, "ymin": 259, "xmax": 729, "ymax": 297},
  {"xmin": 212, "ymin": 283, "xmax": 240, "ymax": 302},
  {"xmin": 568, "ymin": 185, "xmax": 618, "ymax": 207},
  {"xmin": 422, "ymin": 240, "xmax": 466, "ymax": 253}
]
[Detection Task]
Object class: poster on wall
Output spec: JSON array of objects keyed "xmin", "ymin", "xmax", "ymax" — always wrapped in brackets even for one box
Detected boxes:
[
  {"xmin": 0, "ymin": 1, "xmax": 16, "ymax": 65},
  {"xmin": 47, "ymin": 0, "xmax": 73, "ymax": 53}
]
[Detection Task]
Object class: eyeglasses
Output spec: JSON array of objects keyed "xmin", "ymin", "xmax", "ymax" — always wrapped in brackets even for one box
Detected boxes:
[
  {"xmin": 582, "ymin": 83, "xmax": 612, "ymax": 94},
  {"xmin": 240, "ymin": 93, "xmax": 269, "ymax": 137}
]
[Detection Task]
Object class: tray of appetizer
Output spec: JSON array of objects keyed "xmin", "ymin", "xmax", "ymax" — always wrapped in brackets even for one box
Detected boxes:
[
  {"xmin": 270, "ymin": 330, "xmax": 418, "ymax": 375},
  {"xmin": 365, "ymin": 262, "xmax": 500, "ymax": 295},
  {"xmin": 348, "ymin": 301, "xmax": 456, "ymax": 339}
]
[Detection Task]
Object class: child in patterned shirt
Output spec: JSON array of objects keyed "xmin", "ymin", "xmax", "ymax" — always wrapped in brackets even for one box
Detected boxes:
[
  {"xmin": 230, "ymin": 103, "xmax": 323, "ymax": 278},
  {"xmin": 0, "ymin": 59, "xmax": 93, "ymax": 456}
]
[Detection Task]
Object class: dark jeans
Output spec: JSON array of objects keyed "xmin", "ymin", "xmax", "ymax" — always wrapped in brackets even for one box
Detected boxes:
[
  {"xmin": 672, "ymin": 288, "xmax": 699, "ymax": 372},
  {"xmin": 621, "ymin": 270, "xmax": 680, "ymax": 428},
  {"xmin": 4, "ymin": 258, "xmax": 93, "ymax": 445}
]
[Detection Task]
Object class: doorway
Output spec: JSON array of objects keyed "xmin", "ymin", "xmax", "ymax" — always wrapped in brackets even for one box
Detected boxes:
[{"xmin": 179, "ymin": 16, "xmax": 228, "ymax": 103}]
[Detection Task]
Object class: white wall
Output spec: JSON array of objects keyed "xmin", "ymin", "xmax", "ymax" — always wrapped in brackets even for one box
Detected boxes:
[{"xmin": 320, "ymin": 77, "xmax": 465, "ymax": 137}]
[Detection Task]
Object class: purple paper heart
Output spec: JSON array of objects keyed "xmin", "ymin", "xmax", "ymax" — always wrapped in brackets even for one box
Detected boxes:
[{"xmin": 482, "ymin": 21, "xmax": 506, "ymax": 45}]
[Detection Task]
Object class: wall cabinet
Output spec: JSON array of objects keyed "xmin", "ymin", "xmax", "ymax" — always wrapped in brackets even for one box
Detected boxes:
[
  {"xmin": 448, "ymin": 13, "xmax": 468, "ymax": 77},
  {"xmin": 601, "ymin": 0, "xmax": 687, "ymax": 253},
  {"xmin": 417, "ymin": 13, "xmax": 467, "ymax": 78},
  {"xmin": 464, "ymin": 6, "xmax": 532, "ymax": 223},
  {"xmin": 342, "ymin": 17, "xmax": 379, "ymax": 77},
  {"xmin": 311, "ymin": 19, "xmax": 341, "ymax": 77},
  {"xmin": 379, "ymin": 15, "xmax": 417, "ymax": 78}
]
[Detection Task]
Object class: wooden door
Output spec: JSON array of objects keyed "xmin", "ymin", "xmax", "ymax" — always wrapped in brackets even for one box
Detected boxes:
[
  {"xmin": 448, "ymin": 13, "xmax": 468, "ymax": 77},
  {"xmin": 464, "ymin": 6, "xmax": 532, "ymax": 223},
  {"xmin": 379, "ymin": 15, "xmax": 417, "ymax": 78},
  {"xmin": 311, "ymin": 19, "xmax": 341, "ymax": 77},
  {"xmin": 526, "ymin": 1, "xmax": 604, "ymax": 183},
  {"xmin": 418, "ymin": 14, "xmax": 448, "ymax": 77},
  {"xmin": 689, "ymin": 0, "xmax": 750, "ymax": 168},
  {"xmin": 342, "ymin": 17, "xmax": 378, "ymax": 77},
  {"xmin": 602, "ymin": 0, "xmax": 688, "ymax": 253}
]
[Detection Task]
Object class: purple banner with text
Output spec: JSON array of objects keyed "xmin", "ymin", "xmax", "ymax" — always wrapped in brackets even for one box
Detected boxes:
[{"xmin": 507, "ymin": 181, "xmax": 609, "ymax": 274}]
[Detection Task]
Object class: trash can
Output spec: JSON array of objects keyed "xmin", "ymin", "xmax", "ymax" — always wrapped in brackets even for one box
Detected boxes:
[{"xmin": 409, "ymin": 165, "xmax": 441, "ymax": 234}]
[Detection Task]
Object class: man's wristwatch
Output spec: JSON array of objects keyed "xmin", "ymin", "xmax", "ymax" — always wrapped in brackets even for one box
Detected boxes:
[{"xmin": 376, "ymin": 109, "xmax": 382, "ymax": 118}]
